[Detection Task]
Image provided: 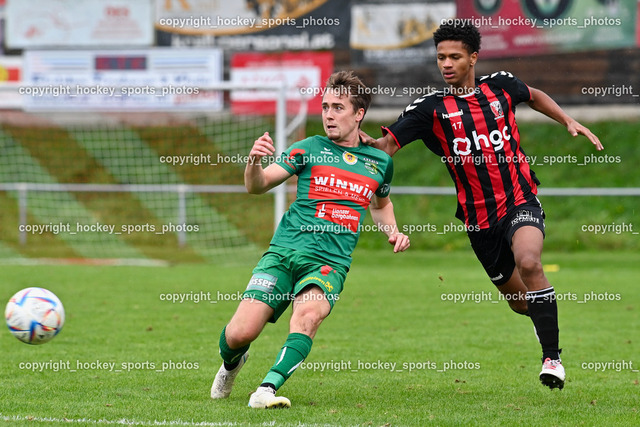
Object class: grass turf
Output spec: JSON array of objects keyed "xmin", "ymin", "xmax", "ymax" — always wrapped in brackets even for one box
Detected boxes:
[{"xmin": 1, "ymin": 249, "xmax": 638, "ymax": 426}]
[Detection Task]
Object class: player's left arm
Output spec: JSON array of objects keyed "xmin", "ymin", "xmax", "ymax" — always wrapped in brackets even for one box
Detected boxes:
[
  {"xmin": 527, "ymin": 87, "xmax": 604, "ymax": 150},
  {"xmin": 369, "ymin": 195, "xmax": 410, "ymax": 253}
]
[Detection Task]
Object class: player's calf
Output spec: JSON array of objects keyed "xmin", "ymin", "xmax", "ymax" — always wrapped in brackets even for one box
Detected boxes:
[
  {"xmin": 495, "ymin": 280, "xmax": 529, "ymax": 315},
  {"xmin": 509, "ymin": 305, "xmax": 529, "ymax": 316}
]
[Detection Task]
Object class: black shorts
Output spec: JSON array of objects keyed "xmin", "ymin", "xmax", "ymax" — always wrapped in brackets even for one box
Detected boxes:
[{"xmin": 467, "ymin": 202, "xmax": 546, "ymax": 286}]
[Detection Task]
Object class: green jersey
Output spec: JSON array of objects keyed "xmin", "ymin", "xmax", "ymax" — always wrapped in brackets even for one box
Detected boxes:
[{"xmin": 270, "ymin": 135, "xmax": 393, "ymax": 269}]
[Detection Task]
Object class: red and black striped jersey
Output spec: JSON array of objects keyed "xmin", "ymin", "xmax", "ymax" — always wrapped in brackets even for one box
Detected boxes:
[{"xmin": 383, "ymin": 71, "xmax": 539, "ymax": 229}]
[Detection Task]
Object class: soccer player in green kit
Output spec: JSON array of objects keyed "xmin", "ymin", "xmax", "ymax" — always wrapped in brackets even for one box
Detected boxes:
[{"xmin": 210, "ymin": 71, "xmax": 410, "ymax": 409}]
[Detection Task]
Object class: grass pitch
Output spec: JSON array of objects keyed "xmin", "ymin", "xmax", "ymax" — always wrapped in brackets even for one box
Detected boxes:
[{"xmin": 1, "ymin": 249, "xmax": 638, "ymax": 426}]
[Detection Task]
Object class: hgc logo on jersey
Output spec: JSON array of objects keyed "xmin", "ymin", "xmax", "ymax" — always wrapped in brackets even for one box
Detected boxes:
[{"xmin": 453, "ymin": 126, "xmax": 511, "ymax": 156}]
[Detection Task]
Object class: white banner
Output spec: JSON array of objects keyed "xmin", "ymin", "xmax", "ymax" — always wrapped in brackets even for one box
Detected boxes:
[
  {"xmin": 21, "ymin": 49, "xmax": 224, "ymax": 111},
  {"xmin": 350, "ymin": 3, "xmax": 454, "ymax": 50},
  {"xmin": 6, "ymin": 0, "xmax": 153, "ymax": 48},
  {"xmin": 156, "ymin": 0, "xmax": 330, "ymax": 35}
]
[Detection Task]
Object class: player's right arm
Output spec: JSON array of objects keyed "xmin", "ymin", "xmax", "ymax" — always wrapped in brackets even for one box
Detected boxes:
[
  {"xmin": 244, "ymin": 132, "xmax": 292, "ymax": 194},
  {"xmin": 359, "ymin": 131, "xmax": 399, "ymax": 157},
  {"xmin": 360, "ymin": 94, "xmax": 437, "ymax": 157}
]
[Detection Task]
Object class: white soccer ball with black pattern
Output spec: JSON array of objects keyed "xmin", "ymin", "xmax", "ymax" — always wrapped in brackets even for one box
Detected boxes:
[{"xmin": 5, "ymin": 287, "xmax": 65, "ymax": 344}]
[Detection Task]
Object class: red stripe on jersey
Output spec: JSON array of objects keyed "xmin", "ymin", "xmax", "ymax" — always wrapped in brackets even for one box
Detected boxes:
[
  {"xmin": 484, "ymin": 85, "xmax": 533, "ymax": 206},
  {"xmin": 308, "ymin": 165, "xmax": 378, "ymax": 209},
  {"xmin": 474, "ymin": 86, "xmax": 509, "ymax": 221},
  {"xmin": 433, "ymin": 101, "xmax": 470, "ymax": 225},
  {"xmin": 443, "ymin": 95, "xmax": 489, "ymax": 227},
  {"xmin": 315, "ymin": 202, "xmax": 361, "ymax": 232},
  {"xmin": 504, "ymin": 90, "xmax": 538, "ymax": 198},
  {"xmin": 497, "ymin": 88, "xmax": 526, "ymax": 205}
]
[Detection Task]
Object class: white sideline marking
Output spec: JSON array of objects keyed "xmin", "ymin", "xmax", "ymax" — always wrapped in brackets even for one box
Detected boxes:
[
  {"xmin": 0, "ymin": 257, "xmax": 169, "ymax": 267},
  {"xmin": 1, "ymin": 414, "xmax": 269, "ymax": 426}
]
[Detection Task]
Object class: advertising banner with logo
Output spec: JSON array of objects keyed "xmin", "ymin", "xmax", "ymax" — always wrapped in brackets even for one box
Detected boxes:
[
  {"xmin": 6, "ymin": 0, "xmax": 153, "ymax": 48},
  {"xmin": 350, "ymin": 2, "xmax": 455, "ymax": 65},
  {"xmin": 230, "ymin": 51, "xmax": 333, "ymax": 115},
  {"xmin": 21, "ymin": 49, "xmax": 223, "ymax": 111},
  {"xmin": 456, "ymin": 0, "xmax": 638, "ymax": 58},
  {"xmin": 0, "ymin": 56, "xmax": 22, "ymax": 108},
  {"xmin": 156, "ymin": 0, "xmax": 349, "ymax": 51}
]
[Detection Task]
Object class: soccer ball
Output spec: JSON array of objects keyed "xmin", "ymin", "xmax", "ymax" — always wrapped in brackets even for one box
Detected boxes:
[{"xmin": 5, "ymin": 287, "xmax": 65, "ymax": 344}]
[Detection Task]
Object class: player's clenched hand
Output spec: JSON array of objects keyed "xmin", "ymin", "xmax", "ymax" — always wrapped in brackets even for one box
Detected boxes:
[
  {"xmin": 388, "ymin": 232, "xmax": 410, "ymax": 253},
  {"xmin": 249, "ymin": 132, "xmax": 275, "ymax": 164},
  {"xmin": 567, "ymin": 120, "xmax": 604, "ymax": 151}
]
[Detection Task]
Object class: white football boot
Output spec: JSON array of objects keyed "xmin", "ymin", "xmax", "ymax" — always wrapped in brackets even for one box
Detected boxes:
[
  {"xmin": 210, "ymin": 352, "xmax": 248, "ymax": 399},
  {"xmin": 539, "ymin": 357, "xmax": 565, "ymax": 390},
  {"xmin": 248, "ymin": 386, "xmax": 291, "ymax": 409}
]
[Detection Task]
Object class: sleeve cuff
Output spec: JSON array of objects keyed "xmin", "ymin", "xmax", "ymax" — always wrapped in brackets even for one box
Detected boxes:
[{"xmin": 381, "ymin": 126, "xmax": 402, "ymax": 150}]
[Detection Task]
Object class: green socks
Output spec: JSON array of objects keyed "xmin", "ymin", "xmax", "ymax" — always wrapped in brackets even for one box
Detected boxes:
[
  {"xmin": 261, "ymin": 332, "xmax": 313, "ymax": 390},
  {"xmin": 219, "ymin": 328, "xmax": 314, "ymax": 390},
  {"xmin": 219, "ymin": 326, "xmax": 249, "ymax": 369}
]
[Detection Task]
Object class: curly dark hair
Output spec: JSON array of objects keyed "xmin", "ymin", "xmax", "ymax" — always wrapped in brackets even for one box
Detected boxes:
[{"xmin": 433, "ymin": 22, "xmax": 482, "ymax": 54}]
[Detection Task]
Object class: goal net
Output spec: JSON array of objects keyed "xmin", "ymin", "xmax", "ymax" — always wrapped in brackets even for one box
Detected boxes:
[{"xmin": 0, "ymin": 86, "xmax": 307, "ymax": 265}]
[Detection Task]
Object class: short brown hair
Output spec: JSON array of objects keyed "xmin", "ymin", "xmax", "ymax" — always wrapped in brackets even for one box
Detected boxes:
[{"xmin": 325, "ymin": 70, "xmax": 371, "ymax": 120}]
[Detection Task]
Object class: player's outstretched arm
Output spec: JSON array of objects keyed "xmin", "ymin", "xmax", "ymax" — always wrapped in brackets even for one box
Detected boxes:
[
  {"xmin": 359, "ymin": 130, "xmax": 400, "ymax": 157},
  {"xmin": 527, "ymin": 87, "xmax": 604, "ymax": 151},
  {"xmin": 369, "ymin": 195, "xmax": 410, "ymax": 253},
  {"xmin": 244, "ymin": 132, "xmax": 292, "ymax": 194}
]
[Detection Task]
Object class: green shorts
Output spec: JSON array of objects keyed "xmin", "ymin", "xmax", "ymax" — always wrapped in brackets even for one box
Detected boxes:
[{"xmin": 243, "ymin": 246, "xmax": 347, "ymax": 323}]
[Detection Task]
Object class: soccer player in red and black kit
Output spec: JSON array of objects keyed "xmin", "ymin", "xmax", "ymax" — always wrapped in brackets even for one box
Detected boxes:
[{"xmin": 362, "ymin": 22, "xmax": 603, "ymax": 389}]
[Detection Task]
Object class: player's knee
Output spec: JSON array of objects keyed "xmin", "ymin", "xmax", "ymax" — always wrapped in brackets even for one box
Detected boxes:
[
  {"xmin": 225, "ymin": 323, "xmax": 260, "ymax": 348},
  {"xmin": 291, "ymin": 306, "xmax": 324, "ymax": 332},
  {"xmin": 290, "ymin": 305, "xmax": 328, "ymax": 337},
  {"xmin": 290, "ymin": 286, "xmax": 331, "ymax": 335},
  {"xmin": 516, "ymin": 255, "xmax": 543, "ymax": 280}
]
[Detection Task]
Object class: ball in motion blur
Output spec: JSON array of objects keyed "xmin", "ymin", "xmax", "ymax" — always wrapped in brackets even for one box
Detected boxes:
[{"xmin": 5, "ymin": 287, "xmax": 65, "ymax": 344}]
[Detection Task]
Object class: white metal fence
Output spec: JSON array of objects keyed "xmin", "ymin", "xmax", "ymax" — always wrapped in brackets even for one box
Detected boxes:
[{"xmin": 3, "ymin": 182, "xmax": 638, "ymax": 248}]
